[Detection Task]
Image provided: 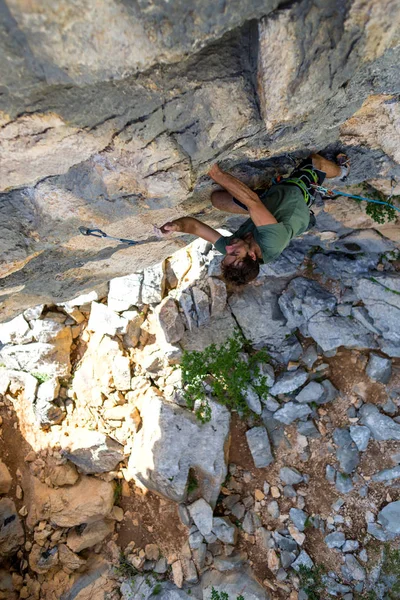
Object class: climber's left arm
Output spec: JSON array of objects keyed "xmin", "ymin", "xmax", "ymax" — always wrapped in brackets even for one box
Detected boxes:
[{"xmin": 160, "ymin": 217, "xmax": 221, "ymax": 244}]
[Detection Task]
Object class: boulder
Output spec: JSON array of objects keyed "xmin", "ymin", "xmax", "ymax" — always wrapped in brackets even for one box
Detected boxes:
[
  {"xmin": 49, "ymin": 464, "xmax": 79, "ymax": 487},
  {"xmin": 279, "ymin": 467, "xmax": 303, "ymax": 485},
  {"xmin": 243, "ymin": 386, "xmax": 262, "ymax": 415},
  {"xmin": 295, "ymin": 381, "xmax": 325, "ymax": 404},
  {"xmin": 29, "ymin": 544, "xmax": 59, "ymax": 574},
  {"xmin": 246, "ymin": 427, "xmax": 274, "ymax": 468},
  {"xmin": 108, "ymin": 273, "xmax": 143, "ymax": 312},
  {"xmin": 156, "ymin": 297, "xmax": 185, "ymax": 344},
  {"xmin": 34, "ymin": 397, "xmax": 66, "ymax": 428},
  {"xmin": 0, "ymin": 462, "xmax": 12, "ymax": 495},
  {"xmin": 188, "ymin": 499, "xmax": 213, "ymax": 536},
  {"xmin": 0, "ymin": 331, "xmax": 72, "ymax": 378},
  {"xmin": 359, "ymin": 404, "xmax": 400, "ymax": 441},
  {"xmin": 61, "ymin": 430, "xmax": 124, "ymax": 474},
  {"xmin": 208, "ymin": 277, "xmax": 227, "ymax": 316},
  {"xmin": 278, "ymin": 277, "xmax": 337, "ymax": 331},
  {"xmin": 307, "ymin": 315, "xmax": 375, "ymax": 352},
  {"xmin": 87, "ymin": 302, "xmax": 128, "ymax": 336},
  {"xmin": 202, "ymin": 568, "xmax": 271, "ymax": 600},
  {"xmin": 349, "ymin": 426, "xmax": 371, "ymax": 451},
  {"xmin": 142, "ymin": 263, "xmax": 165, "ymax": 305},
  {"xmin": 30, "ymin": 319, "xmax": 66, "ymax": 343},
  {"xmin": 333, "ymin": 428, "xmax": 360, "ymax": 474},
  {"xmin": 112, "ymin": 355, "xmax": 131, "ymax": 391},
  {"xmin": 0, "ymin": 314, "xmax": 33, "ymax": 345},
  {"xmin": 126, "ymin": 390, "xmax": 230, "ymax": 507},
  {"xmin": 378, "ymin": 501, "xmax": 400, "ymax": 535},
  {"xmin": 291, "ymin": 550, "xmax": 314, "ymax": 572},
  {"xmin": 324, "ymin": 532, "xmax": 346, "ymax": 549},
  {"xmin": 343, "ymin": 555, "xmax": 366, "ymax": 581},
  {"xmin": 60, "ymin": 560, "xmax": 116, "ymax": 600},
  {"xmin": 180, "ymin": 310, "xmax": 237, "ymax": 352},
  {"xmin": 355, "ymin": 275, "xmax": 400, "ymax": 345},
  {"xmin": 192, "ymin": 287, "xmax": 210, "ymax": 327},
  {"xmin": 212, "ymin": 517, "xmax": 238, "ymax": 545},
  {"xmin": 0, "ymin": 499, "xmax": 24, "ymax": 558},
  {"xmin": 228, "ymin": 281, "xmax": 290, "ymax": 348},
  {"xmin": 67, "ymin": 520, "xmax": 115, "ymax": 552},
  {"xmin": 27, "ymin": 476, "xmax": 114, "ymax": 528},
  {"xmin": 274, "ymin": 402, "xmax": 312, "ymax": 425},
  {"xmin": 366, "ymin": 353, "xmax": 392, "ymax": 383},
  {"xmin": 73, "ymin": 333, "xmax": 127, "ymax": 406},
  {"xmin": 121, "ymin": 574, "xmax": 192, "ymax": 599},
  {"xmin": 58, "ymin": 544, "xmax": 87, "ymax": 571},
  {"xmin": 270, "ymin": 369, "xmax": 308, "ymax": 395}
]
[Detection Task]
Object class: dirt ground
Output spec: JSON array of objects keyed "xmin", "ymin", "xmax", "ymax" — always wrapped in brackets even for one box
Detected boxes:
[{"xmin": 216, "ymin": 348, "xmax": 400, "ymax": 596}]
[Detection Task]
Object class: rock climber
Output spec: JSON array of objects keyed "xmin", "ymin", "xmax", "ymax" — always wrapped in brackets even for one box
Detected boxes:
[{"xmin": 160, "ymin": 153, "xmax": 349, "ymax": 285}]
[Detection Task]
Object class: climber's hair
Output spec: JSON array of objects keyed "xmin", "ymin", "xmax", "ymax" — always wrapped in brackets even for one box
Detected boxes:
[{"xmin": 221, "ymin": 254, "xmax": 260, "ymax": 286}]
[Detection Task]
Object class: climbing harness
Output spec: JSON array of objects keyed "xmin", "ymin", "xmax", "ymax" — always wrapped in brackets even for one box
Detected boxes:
[
  {"xmin": 78, "ymin": 226, "xmax": 138, "ymax": 246},
  {"xmin": 309, "ymin": 184, "xmax": 400, "ymax": 214}
]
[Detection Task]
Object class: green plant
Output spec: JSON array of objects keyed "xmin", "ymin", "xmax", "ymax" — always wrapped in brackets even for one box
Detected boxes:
[
  {"xmin": 210, "ymin": 589, "xmax": 244, "ymax": 600},
  {"xmin": 298, "ymin": 564, "xmax": 326, "ymax": 600},
  {"xmin": 114, "ymin": 553, "xmax": 137, "ymax": 578},
  {"xmin": 359, "ymin": 183, "xmax": 399, "ymax": 224},
  {"xmin": 113, "ymin": 480, "xmax": 123, "ymax": 505},
  {"xmin": 180, "ymin": 330, "xmax": 270, "ymax": 423},
  {"xmin": 382, "ymin": 544, "xmax": 400, "ymax": 598},
  {"xmin": 0, "ymin": 363, "xmax": 6, "ymax": 368},
  {"xmin": 151, "ymin": 583, "xmax": 162, "ymax": 596},
  {"xmin": 31, "ymin": 372, "xmax": 51, "ymax": 384},
  {"xmin": 187, "ymin": 469, "xmax": 198, "ymax": 494}
]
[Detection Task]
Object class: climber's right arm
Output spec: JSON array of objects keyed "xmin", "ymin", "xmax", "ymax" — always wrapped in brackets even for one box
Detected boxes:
[{"xmin": 160, "ymin": 217, "xmax": 221, "ymax": 244}]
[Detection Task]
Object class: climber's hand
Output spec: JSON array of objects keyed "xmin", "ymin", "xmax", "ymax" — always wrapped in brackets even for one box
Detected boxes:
[{"xmin": 160, "ymin": 220, "xmax": 184, "ymax": 234}]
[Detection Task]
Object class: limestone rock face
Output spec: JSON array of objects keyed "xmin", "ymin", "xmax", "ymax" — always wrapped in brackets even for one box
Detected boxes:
[
  {"xmin": 126, "ymin": 389, "xmax": 230, "ymax": 507},
  {"xmin": 1, "ymin": 0, "xmax": 400, "ymax": 319}
]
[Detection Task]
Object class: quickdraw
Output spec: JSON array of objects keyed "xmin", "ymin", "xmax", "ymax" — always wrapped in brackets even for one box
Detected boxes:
[{"xmin": 78, "ymin": 226, "xmax": 138, "ymax": 246}]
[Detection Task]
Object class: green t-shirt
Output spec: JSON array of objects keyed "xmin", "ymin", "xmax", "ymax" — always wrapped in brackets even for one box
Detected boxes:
[{"xmin": 214, "ymin": 184, "xmax": 310, "ymax": 263}]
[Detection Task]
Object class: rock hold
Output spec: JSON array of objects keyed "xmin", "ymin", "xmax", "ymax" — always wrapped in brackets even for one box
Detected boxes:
[{"xmin": 278, "ymin": 277, "xmax": 337, "ymax": 331}]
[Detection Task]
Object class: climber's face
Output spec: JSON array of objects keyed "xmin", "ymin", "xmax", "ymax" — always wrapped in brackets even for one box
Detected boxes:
[{"xmin": 222, "ymin": 234, "xmax": 258, "ymax": 267}]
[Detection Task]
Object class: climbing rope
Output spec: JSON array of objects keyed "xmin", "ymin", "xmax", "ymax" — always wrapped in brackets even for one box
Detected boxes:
[
  {"xmin": 78, "ymin": 226, "xmax": 138, "ymax": 246},
  {"xmin": 311, "ymin": 184, "xmax": 400, "ymax": 214}
]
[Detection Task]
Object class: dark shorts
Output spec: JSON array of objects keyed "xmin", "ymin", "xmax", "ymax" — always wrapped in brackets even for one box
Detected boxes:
[{"xmin": 233, "ymin": 159, "xmax": 326, "ymax": 211}]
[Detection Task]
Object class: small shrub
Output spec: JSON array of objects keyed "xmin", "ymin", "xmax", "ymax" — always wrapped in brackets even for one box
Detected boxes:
[
  {"xmin": 180, "ymin": 330, "xmax": 270, "ymax": 423},
  {"xmin": 211, "ymin": 589, "xmax": 244, "ymax": 600},
  {"xmin": 113, "ymin": 480, "xmax": 123, "ymax": 505},
  {"xmin": 114, "ymin": 553, "xmax": 137, "ymax": 578},
  {"xmin": 298, "ymin": 564, "xmax": 326, "ymax": 600},
  {"xmin": 31, "ymin": 372, "xmax": 51, "ymax": 384},
  {"xmin": 187, "ymin": 469, "xmax": 198, "ymax": 494},
  {"xmin": 382, "ymin": 544, "xmax": 400, "ymax": 598},
  {"xmin": 358, "ymin": 183, "xmax": 399, "ymax": 224},
  {"xmin": 151, "ymin": 583, "xmax": 162, "ymax": 596}
]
